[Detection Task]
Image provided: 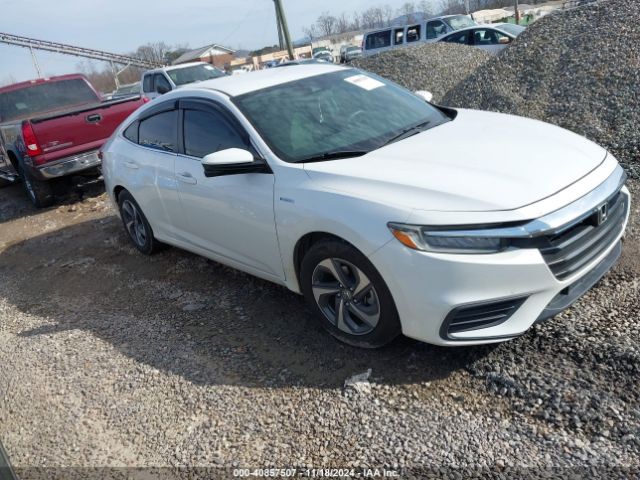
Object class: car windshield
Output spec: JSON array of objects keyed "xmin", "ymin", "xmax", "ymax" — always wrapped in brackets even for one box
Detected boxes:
[
  {"xmin": 347, "ymin": 47, "xmax": 361, "ymax": 52},
  {"xmin": 444, "ymin": 15, "xmax": 476, "ymax": 30},
  {"xmin": 0, "ymin": 78, "xmax": 98, "ymax": 122},
  {"xmin": 167, "ymin": 64, "xmax": 225, "ymax": 86},
  {"xmin": 496, "ymin": 24, "xmax": 525, "ymax": 36},
  {"xmin": 233, "ymin": 69, "xmax": 450, "ymax": 163}
]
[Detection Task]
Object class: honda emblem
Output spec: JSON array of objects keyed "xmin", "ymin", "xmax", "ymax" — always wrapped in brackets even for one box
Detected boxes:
[{"xmin": 597, "ymin": 203, "xmax": 609, "ymax": 225}]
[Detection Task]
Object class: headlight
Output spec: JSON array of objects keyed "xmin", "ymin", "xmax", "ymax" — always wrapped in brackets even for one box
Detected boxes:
[{"xmin": 387, "ymin": 223, "xmax": 508, "ymax": 254}]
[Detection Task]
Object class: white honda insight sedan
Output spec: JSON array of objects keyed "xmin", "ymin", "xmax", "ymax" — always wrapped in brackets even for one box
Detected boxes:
[{"xmin": 102, "ymin": 64, "xmax": 630, "ymax": 348}]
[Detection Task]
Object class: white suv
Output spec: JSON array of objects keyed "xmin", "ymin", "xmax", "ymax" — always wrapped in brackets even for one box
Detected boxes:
[
  {"xmin": 103, "ymin": 65, "xmax": 630, "ymax": 348},
  {"xmin": 141, "ymin": 62, "xmax": 226, "ymax": 100}
]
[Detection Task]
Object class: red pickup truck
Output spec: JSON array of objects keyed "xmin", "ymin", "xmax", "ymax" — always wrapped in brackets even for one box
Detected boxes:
[{"xmin": 0, "ymin": 74, "xmax": 147, "ymax": 207}]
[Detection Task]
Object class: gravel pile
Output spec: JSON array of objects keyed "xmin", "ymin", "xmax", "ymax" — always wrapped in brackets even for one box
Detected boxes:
[
  {"xmin": 352, "ymin": 43, "xmax": 491, "ymax": 103},
  {"xmin": 442, "ymin": 0, "xmax": 640, "ymax": 177}
]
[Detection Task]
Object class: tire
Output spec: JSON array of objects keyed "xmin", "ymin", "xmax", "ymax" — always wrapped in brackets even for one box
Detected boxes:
[
  {"xmin": 18, "ymin": 162, "xmax": 54, "ymax": 208},
  {"xmin": 300, "ymin": 239, "xmax": 401, "ymax": 348},
  {"xmin": 117, "ymin": 190, "xmax": 164, "ymax": 255}
]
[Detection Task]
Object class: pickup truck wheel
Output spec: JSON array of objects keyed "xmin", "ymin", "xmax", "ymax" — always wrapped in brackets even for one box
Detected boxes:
[
  {"xmin": 300, "ymin": 240, "xmax": 401, "ymax": 348},
  {"xmin": 117, "ymin": 191, "xmax": 164, "ymax": 255},
  {"xmin": 18, "ymin": 163, "xmax": 54, "ymax": 208}
]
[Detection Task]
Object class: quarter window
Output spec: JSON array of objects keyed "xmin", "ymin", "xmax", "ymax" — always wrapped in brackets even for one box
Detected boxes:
[
  {"xmin": 183, "ymin": 109, "xmax": 247, "ymax": 158},
  {"xmin": 123, "ymin": 122, "xmax": 138, "ymax": 143},
  {"xmin": 138, "ymin": 110, "xmax": 178, "ymax": 152}
]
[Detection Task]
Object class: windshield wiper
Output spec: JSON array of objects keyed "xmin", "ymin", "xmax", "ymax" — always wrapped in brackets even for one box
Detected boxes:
[
  {"xmin": 380, "ymin": 120, "xmax": 432, "ymax": 147},
  {"xmin": 296, "ymin": 150, "xmax": 369, "ymax": 163}
]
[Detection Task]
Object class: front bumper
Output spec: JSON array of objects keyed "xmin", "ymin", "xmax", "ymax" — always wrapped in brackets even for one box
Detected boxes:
[
  {"xmin": 369, "ymin": 185, "xmax": 631, "ymax": 346},
  {"xmin": 28, "ymin": 150, "xmax": 101, "ymax": 180}
]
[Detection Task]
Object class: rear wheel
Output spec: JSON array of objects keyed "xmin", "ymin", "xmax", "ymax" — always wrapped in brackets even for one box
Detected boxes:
[
  {"xmin": 18, "ymin": 162, "xmax": 54, "ymax": 208},
  {"xmin": 117, "ymin": 190, "xmax": 164, "ymax": 255},
  {"xmin": 300, "ymin": 240, "xmax": 401, "ymax": 348}
]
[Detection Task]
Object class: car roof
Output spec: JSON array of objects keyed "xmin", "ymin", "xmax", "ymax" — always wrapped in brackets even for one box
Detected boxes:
[
  {"xmin": 143, "ymin": 62, "xmax": 213, "ymax": 74},
  {"xmin": 441, "ymin": 24, "xmax": 515, "ymax": 36},
  {"xmin": 180, "ymin": 63, "xmax": 346, "ymax": 97}
]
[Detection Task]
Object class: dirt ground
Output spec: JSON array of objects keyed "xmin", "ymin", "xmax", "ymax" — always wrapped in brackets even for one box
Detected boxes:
[{"xmin": 0, "ymin": 180, "xmax": 638, "ymax": 478}]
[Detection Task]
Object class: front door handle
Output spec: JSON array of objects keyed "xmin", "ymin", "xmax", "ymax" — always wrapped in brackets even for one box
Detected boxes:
[
  {"xmin": 176, "ymin": 172, "xmax": 197, "ymax": 185},
  {"xmin": 124, "ymin": 161, "xmax": 139, "ymax": 169}
]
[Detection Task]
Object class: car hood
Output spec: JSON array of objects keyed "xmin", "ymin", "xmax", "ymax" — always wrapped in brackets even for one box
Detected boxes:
[{"xmin": 303, "ymin": 109, "xmax": 607, "ymax": 212}]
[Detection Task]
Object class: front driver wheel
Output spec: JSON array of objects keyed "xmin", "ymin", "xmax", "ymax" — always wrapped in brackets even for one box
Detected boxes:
[{"xmin": 300, "ymin": 240, "xmax": 401, "ymax": 348}]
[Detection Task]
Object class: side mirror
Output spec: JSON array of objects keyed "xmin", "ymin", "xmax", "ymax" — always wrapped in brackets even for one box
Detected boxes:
[
  {"xmin": 202, "ymin": 148, "xmax": 255, "ymax": 165},
  {"xmin": 156, "ymin": 84, "xmax": 170, "ymax": 95},
  {"xmin": 498, "ymin": 36, "xmax": 511, "ymax": 44},
  {"xmin": 201, "ymin": 148, "xmax": 271, "ymax": 177},
  {"xmin": 414, "ymin": 90, "xmax": 433, "ymax": 102}
]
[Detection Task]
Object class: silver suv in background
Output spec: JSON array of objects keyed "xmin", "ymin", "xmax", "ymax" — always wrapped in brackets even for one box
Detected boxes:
[
  {"xmin": 141, "ymin": 62, "xmax": 226, "ymax": 100},
  {"xmin": 362, "ymin": 14, "xmax": 476, "ymax": 56}
]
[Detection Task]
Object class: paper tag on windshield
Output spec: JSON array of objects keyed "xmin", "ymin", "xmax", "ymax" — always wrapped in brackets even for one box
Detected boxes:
[{"xmin": 344, "ymin": 74, "xmax": 384, "ymax": 91}]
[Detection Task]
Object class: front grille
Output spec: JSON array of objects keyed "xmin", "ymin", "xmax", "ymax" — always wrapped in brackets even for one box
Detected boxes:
[
  {"xmin": 442, "ymin": 296, "xmax": 527, "ymax": 337},
  {"xmin": 539, "ymin": 190, "xmax": 628, "ymax": 280}
]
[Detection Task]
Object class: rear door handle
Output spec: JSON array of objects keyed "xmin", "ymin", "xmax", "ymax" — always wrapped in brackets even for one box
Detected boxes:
[
  {"xmin": 176, "ymin": 172, "xmax": 197, "ymax": 185},
  {"xmin": 124, "ymin": 161, "xmax": 139, "ymax": 170}
]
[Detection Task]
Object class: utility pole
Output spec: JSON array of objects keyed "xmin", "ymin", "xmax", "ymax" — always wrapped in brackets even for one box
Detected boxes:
[
  {"xmin": 274, "ymin": 1, "xmax": 285, "ymax": 50},
  {"xmin": 29, "ymin": 46, "xmax": 42, "ymax": 78},
  {"xmin": 515, "ymin": 0, "xmax": 520, "ymax": 24},
  {"xmin": 273, "ymin": 0, "xmax": 295, "ymax": 60}
]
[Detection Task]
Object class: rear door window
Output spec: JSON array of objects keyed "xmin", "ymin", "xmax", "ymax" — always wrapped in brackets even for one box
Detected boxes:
[
  {"xmin": 138, "ymin": 110, "xmax": 178, "ymax": 152},
  {"xmin": 443, "ymin": 31, "xmax": 469, "ymax": 44},
  {"xmin": 365, "ymin": 30, "xmax": 391, "ymax": 50},
  {"xmin": 472, "ymin": 28, "xmax": 511, "ymax": 45}
]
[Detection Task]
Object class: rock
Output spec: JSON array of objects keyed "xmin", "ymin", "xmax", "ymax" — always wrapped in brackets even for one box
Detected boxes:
[{"xmin": 344, "ymin": 369, "xmax": 372, "ymax": 394}]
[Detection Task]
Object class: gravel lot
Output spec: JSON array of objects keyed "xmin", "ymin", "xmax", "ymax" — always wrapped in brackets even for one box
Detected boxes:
[{"xmin": 0, "ymin": 174, "xmax": 638, "ymax": 479}]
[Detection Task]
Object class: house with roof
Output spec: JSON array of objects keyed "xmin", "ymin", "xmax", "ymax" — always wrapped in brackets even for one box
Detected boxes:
[{"xmin": 172, "ymin": 44, "xmax": 236, "ymax": 69}]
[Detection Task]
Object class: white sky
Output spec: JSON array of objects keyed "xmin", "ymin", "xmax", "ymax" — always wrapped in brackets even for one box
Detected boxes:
[{"xmin": 0, "ymin": 0, "xmax": 437, "ymax": 83}]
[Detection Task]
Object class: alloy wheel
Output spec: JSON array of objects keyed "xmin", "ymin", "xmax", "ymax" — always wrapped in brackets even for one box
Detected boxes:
[
  {"xmin": 311, "ymin": 257, "xmax": 380, "ymax": 335},
  {"xmin": 121, "ymin": 199, "xmax": 147, "ymax": 247}
]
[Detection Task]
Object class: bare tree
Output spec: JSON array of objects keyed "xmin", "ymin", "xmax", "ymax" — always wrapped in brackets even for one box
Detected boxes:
[
  {"xmin": 418, "ymin": 0, "xmax": 433, "ymax": 16},
  {"xmin": 336, "ymin": 12, "xmax": 351, "ymax": 33},
  {"xmin": 303, "ymin": 24, "xmax": 319, "ymax": 40},
  {"xmin": 398, "ymin": 2, "xmax": 417, "ymax": 23},
  {"xmin": 316, "ymin": 11, "xmax": 338, "ymax": 37},
  {"xmin": 438, "ymin": 0, "xmax": 466, "ymax": 14}
]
